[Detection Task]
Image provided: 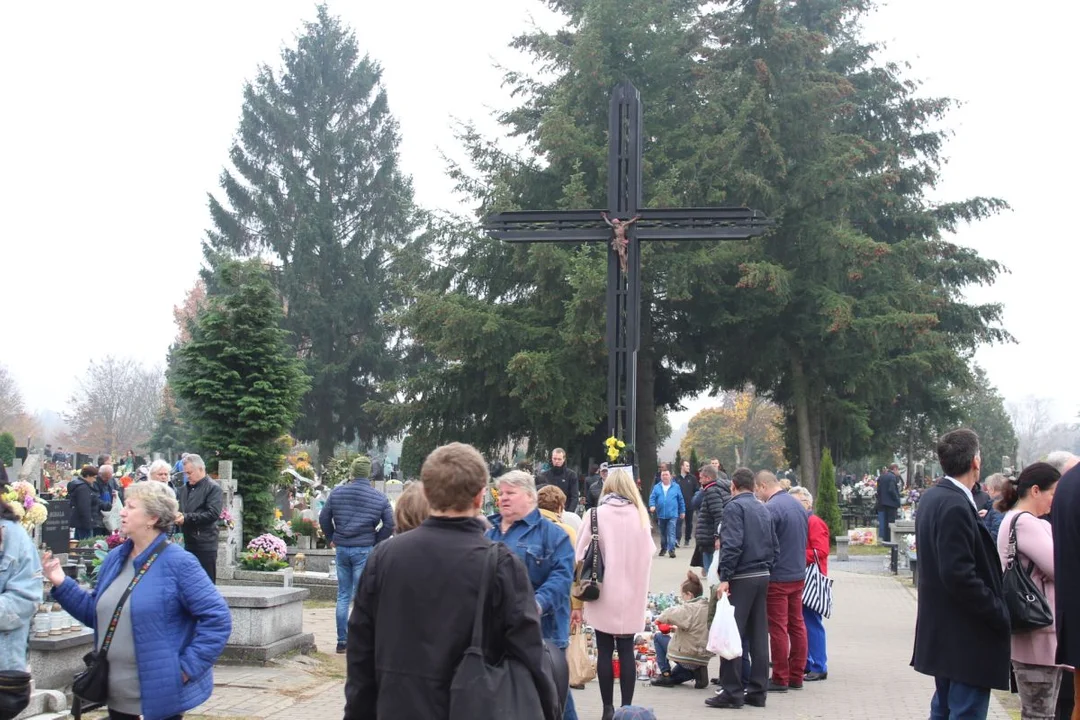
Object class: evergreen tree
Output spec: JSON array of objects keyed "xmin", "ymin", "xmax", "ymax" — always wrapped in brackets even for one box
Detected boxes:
[
  {"xmin": 689, "ymin": 447, "xmax": 701, "ymax": 475},
  {"xmin": 170, "ymin": 259, "xmax": 310, "ymax": 538},
  {"xmin": 0, "ymin": 432, "xmax": 14, "ymax": 467},
  {"xmin": 816, "ymin": 448, "xmax": 843, "ymax": 545},
  {"xmin": 148, "ymin": 385, "xmax": 192, "ymax": 460},
  {"xmin": 956, "ymin": 366, "xmax": 1018, "ymax": 477},
  {"xmin": 206, "ymin": 5, "xmax": 422, "ymax": 465}
]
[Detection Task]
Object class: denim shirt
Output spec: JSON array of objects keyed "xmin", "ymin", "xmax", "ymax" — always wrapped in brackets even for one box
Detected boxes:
[
  {"xmin": 0, "ymin": 519, "xmax": 44, "ymax": 672},
  {"xmin": 486, "ymin": 508, "xmax": 574, "ymax": 648}
]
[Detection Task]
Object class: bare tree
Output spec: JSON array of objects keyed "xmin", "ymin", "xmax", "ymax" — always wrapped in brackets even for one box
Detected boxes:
[
  {"xmin": 1008, "ymin": 396, "xmax": 1056, "ymax": 465},
  {"xmin": 66, "ymin": 357, "xmax": 164, "ymax": 454},
  {"xmin": 0, "ymin": 364, "xmax": 26, "ymax": 430}
]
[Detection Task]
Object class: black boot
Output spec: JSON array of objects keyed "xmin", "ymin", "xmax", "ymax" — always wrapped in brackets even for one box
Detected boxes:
[{"xmin": 602, "ymin": 704, "xmax": 615, "ymax": 720}]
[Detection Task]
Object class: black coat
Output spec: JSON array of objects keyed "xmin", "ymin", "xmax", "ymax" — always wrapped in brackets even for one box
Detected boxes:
[
  {"xmin": 584, "ymin": 475, "xmax": 603, "ymax": 510},
  {"xmin": 875, "ymin": 471, "xmax": 901, "ymax": 510},
  {"xmin": 694, "ymin": 479, "xmax": 730, "ymax": 548},
  {"xmin": 345, "ymin": 516, "xmax": 560, "ymax": 720},
  {"xmin": 537, "ymin": 467, "xmax": 579, "ymax": 513},
  {"xmin": 911, "ymin": 478, "xmax": 1010, "ymax": 690},
  {"xmin": 178, "ymin": 478, "xmax": 223, "ymax": 550},
  {"xmin": 1052, "ymin": 464, "xmax": 1080, "ymax": 667},
  {"xmin": 67, "ymin": 477, "xmax": 99, "ymax": 531},
  {"xmin": 675, "ymin": 472, "xmax": 699, "ymax": 509}
]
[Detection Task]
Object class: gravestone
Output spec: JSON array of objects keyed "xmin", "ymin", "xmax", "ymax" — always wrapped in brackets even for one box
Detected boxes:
[
  {"xmin": 41, "ymin": 499, "xmax": 70, "ymax": 554},
  {"xmin": 215, "ymin": 460, "xmax": 244, "ymax": 580}
]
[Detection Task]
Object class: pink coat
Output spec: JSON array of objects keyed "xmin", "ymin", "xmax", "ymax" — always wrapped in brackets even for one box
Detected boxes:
[
  {"xmin": 575, "ymin": 496, "xmax": 655, "ymax": 636},
  {"xmin": 996, "ymin": 510, "xmax": 1058, "ymax": 666}
]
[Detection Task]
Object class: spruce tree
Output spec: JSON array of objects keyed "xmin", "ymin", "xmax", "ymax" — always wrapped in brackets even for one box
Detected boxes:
[
  {"xmin": 206, "ymin": 5, "xmax": 422, "ymax": 465},
  {"xmin": 170, "ymin": 259, "xmax": 310, "ymax": 538}
]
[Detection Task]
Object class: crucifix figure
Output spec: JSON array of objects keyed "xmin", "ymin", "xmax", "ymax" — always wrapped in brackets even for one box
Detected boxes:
[{"xmin": 485, "ymin": 82, "xmax": 772, "ymax": 466}]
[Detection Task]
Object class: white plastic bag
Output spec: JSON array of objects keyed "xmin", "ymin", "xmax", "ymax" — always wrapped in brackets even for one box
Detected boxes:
[
  {"xmin": 707, "ymin": 594, "xmax": 743, "ymax": 660},
  {"xmin": 706, "ymin": 550, "xmax": 721, "ymax": 586}
]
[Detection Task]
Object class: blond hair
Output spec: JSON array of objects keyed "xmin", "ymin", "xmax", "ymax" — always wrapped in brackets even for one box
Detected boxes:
[
  {"xmin": 125, "ymin": 481, "xmax": 180, "ymax": 532},
  {"xmin": 600, "ymin": 468, "xmax": 650, "ymax": 529},
  {"xmin": 394, "ymin": 482, "xmax": 431, "ymax": 533}
]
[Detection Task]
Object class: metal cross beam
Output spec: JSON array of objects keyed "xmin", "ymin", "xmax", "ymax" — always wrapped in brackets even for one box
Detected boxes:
[{"xmin": 483, "ymin": 82, "xmax": 772, "ymax": 465}]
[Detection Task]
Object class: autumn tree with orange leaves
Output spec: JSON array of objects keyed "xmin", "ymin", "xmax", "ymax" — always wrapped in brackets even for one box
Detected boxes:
[{"xmin": 680, "ymin": 390, "xmax": 786, "ymax": 472}]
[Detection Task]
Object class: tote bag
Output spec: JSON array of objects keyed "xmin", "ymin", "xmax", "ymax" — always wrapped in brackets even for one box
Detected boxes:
[{"xmin": 802, "ymin": 549, "xmax": 833, "ymax": 618}]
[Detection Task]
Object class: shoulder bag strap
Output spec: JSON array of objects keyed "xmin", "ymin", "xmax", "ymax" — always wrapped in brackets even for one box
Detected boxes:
[
  {"xmin": 100, "ymin": 535, "xmax": 168, "ymax": 654},
  {"xmin": 589, "ymin": 509, "xmax": 601, "ymax": 581},
  {"xmin": 1011, "ymin": 511, "xmax": 1040, "ymax": 577},
  {"xmin": 470, "ymin": 543, "xmax": 499, "ymax": 648}
]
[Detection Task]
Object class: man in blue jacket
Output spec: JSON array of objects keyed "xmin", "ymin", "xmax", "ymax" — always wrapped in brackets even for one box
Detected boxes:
[
  {"xmin": 649, "ymin": 468, "xmax": 685, "ymax": 558},
  {"xmin": 320, "ymin": 455, "xmax": 394, "ymax": 653}
]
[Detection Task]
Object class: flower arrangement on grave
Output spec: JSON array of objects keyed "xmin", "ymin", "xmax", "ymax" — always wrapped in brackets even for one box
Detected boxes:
[
  {"xmin": 290, "ymin": 516, "xmax": 317, "ymax": 538},
  {"xmin": 239, "ymin": 533, "xmax": 289, "ymax": 571},
  {"xmin": 219, "ymin": 508, "xmax": 236, "ymax": 531},
  {"xmin": 603, "ymin": 435, "xmax": 630, "ymax": 464},
  {"xmin": 105, "ymin": 532, "xmax": 125, "ymax": 550},
  {"xmin": 2, "ymin": 481, "xmax": 48, "ymax": 530},
  {"xmin": 840, "ymin": 479, "xmax": 876, "ymax": 504}
]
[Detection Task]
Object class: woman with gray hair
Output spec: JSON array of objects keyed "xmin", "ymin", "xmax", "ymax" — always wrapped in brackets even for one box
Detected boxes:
[
  {"xmin": 146, "ymin": 460, "xmax": 178, "ymax": 496},
  {"xmin": 42, "ymin": 481, "xmax": 232, "ymax": 720},
  {"xmin": 790, "ymin": 486, "xmax": 830, "ymax": 681}
]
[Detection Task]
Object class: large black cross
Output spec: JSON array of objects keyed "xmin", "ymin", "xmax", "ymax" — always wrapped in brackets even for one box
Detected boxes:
[{"xmin": 484, "ymin": 82, "xmax": 771, "ymax": 464}]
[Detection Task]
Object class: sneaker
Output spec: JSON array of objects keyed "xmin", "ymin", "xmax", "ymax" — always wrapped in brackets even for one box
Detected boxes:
[
  {"xmin": 668, "ymin": 550, "xmax": 676, "ymax": 558},
  {"xmin": 694, "ymin": 665, "xmax": 710, "ymax": 689},
  {"xmin": 659, "ymin": 548, "xmax": 666, "ymax": 557},
  {"xmin": 650, "ymin": 673, "xmax": 676, "ymax": 687},
  {"xmin": 804, "ymin": 671, "xmax": 828, "ymax": 681},
  {"xmin": 336, "ymin": 642, "xmax": 346, "ymax": 654},
  {"xmin": 767, "ymin": 681, "xmax": 789, "ymax": 693}
]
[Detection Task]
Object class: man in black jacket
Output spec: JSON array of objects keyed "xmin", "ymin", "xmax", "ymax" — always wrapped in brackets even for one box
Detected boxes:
[
  {"xmin": 584, "ymin": 463, "xmax": 607, "ymax": 510},
  {"xmin": 345, "ymin": 442, "xmax": 560, "ymax": 720},
  {"xmin": 694, "ymin": 465, "xmax": 731, "ymax": 575},
  {"xmin": 706, "ymin": 468, "xmax": 777, "ymax": 709},
  {"xmin": 176, "ymin": 454, "xmax": 224, "ymax": 583},
  {"xmin": 537, "ymin": 448, "xmax": 579, "ymax": 513},
  {"xmin": 912, "ymin": 429, "xmax": 1010, "ymax": 719},
  {"xmin": 674, "ymin": 460, "xmax": 699, "ymax": 547},
  {"xmin": 875, "ymin": 463, "xmax": 901, "ymax": 542},
  {"xmin": 67, "ymin": 464, "xmax": 100, "ymax": 540}
]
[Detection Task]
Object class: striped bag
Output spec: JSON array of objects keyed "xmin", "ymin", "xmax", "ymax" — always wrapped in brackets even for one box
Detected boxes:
[{"xmin": 802, "ymin": 549, "xmax": 833, "ymax": 618}]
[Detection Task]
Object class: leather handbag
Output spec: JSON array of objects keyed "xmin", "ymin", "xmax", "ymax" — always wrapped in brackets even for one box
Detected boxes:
[
  {"xmin": 1002, "ymin": 512, "xmax": 1053, "ymax": 633},
  {"xmin": 73, "ymin": 537, "xmax": 167, "ymax": 703},
  {"xmin": 572, "ymin": 509, "xmax": 604, "ymax": 602}
]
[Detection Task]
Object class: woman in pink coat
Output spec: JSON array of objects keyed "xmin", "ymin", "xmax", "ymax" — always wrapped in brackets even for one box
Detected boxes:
[
  {"xmin": 572, "ymin": 467, "xmax": 654, "ymax": 720},
  {"xmin": 995, "ymin": 462, "xmax": 1064, "ymax": 720}
]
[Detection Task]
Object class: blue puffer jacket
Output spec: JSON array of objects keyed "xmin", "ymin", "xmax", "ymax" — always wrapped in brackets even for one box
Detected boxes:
[
  {"xmin": 53, "ymin": 537, "xmax": 232, "ymax": 720},
  {"xmin": 319, "ymin": 478, "xmax": 394, "ymax": 547}
]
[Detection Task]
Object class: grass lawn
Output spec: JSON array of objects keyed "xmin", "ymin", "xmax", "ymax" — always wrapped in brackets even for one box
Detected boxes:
[
  {"xmin": 847, "ymin": 544, "xmax": 891, "ymax": 556},
  {"xmin": 303, "ymin": 599, "xmax": 336, "ymax": 610}
]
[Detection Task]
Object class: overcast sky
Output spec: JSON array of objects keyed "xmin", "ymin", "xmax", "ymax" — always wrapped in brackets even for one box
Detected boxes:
[{"xmin": 2, "ymin": 0, "xmax": 1076, "ymax": 430}]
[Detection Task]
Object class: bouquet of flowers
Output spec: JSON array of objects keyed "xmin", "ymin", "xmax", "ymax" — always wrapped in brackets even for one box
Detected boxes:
[
  {"xmin": 219, "ymin": 508, "xmax": 236, "ymax": 530},
  {"xmin": 2, "ymin": 481, "xmax": 48, "ymax": 530},
  {"xmin": 105, "ymin": 532, "xmax": 125, "ymax": 549},
  {"xmin": 240, "ymin": 533, "xmax": 289, "ymax": 571},
  {"xmin": 603, "ymin": 436, "xmax": 630, "ymax": 464}
]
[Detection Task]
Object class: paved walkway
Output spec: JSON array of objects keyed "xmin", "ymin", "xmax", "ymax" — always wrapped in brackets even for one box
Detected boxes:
[{"xmin": 191, "ymin": 552, "xmax": 1012, "ymax": 720}]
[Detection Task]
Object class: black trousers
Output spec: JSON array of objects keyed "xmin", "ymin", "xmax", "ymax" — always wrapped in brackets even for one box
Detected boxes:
[
  {"xmin": 720, "ymin": 575, "xmax": 770, "ymax": 700},
  {"xmin": 110, "ymin": 711, "xmax": 181, "ymax": 720},
  {"xmin": 681, "ymin": 507, "xmax": 695, "ymax": 543},
  {"xmin": 189, "ymin": 548, "xmax": 217, "ymax": 584}
]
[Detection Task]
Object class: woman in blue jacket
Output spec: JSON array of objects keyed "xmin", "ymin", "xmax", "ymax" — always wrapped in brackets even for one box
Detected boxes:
[
  {"xmin": 0, "ymin": 500, "xmax": 44, "ymax": 671},
  {"xmin": 43, "ymin": 481, "xmax": 231, "ymax": 720}
]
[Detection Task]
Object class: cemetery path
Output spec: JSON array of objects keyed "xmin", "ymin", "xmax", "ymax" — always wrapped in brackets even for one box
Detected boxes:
[{"xmin": 193, "ymin": 550, "xmax": 1013, "ymax": 720}]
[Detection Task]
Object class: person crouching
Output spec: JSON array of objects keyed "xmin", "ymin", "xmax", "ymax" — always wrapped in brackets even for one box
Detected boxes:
[{"xmin": 651, "ymin": 571, "xmax": 714, "ymax": 689}]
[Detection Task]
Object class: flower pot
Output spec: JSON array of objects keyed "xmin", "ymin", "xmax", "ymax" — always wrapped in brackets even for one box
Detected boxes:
[{"xmin": 297, "ymin": 536, "xmax": 312, "ymax": 550}]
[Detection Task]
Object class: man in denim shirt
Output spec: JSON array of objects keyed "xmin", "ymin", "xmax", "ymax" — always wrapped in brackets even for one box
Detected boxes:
[{"xmin": 488, "ymin": 470, "xmax": 576, "ymax": 720}]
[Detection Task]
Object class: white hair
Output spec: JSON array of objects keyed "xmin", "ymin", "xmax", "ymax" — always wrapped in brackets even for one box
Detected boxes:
[
  {"xmin": 496, "ymin": 470, "xmax": 538, "ymax": 499},
  {"xmin": 147, "ymin": 459, "xmax": 172, "ymax": 478},
  {"xmin": 1045, "ymin": 451, "xmax": 1079, "ymax": 474},
  {"xmin": 182, "ymin": 454, "xmax": 206, "ymax": 471},
  {"xmin": 789, "ymin": 486, "xmax": 814, "ymax": 506}
]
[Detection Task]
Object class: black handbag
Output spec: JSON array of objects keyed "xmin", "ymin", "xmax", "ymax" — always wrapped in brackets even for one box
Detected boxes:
[
  {"xmin": 1002, "ymin": 512, "xmax": 1053, "ymax": 633},
  {"xmin": 72, "ymin": 537, "xmax": 167, "ymax": 703},
  {"xmin": 0, "ymin": 670, "xmax": 31, "ymax": 720},
  {"xmin": 572, "ymin": 509, "xmax": 604, "ymax": 602},
  {"xmin": 449, "ymin": 544, "xmax": 552, "ymax": 720}
]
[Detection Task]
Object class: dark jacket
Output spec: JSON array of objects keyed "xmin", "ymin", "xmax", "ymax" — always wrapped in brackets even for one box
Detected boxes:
[
  {"xmin": 675, "ymin": 472, "xmax": 699, "ymax": 509},
  {"xmin": 875, "ymin": 471, "xmax": 901, "ymax": 510},
  {"xmin": 718, "ymin": 492, "xmax": 777, "ymax": 582},
  {"xmin": 766, "ymin": 490, "xmax": 810, "ymax": 583},
  {"xmin": 584, "ymin": 475, "xmax": 603, "ymax": 510},
  {"xmin": 67, "ymin": 477, "xmax": 99, "ymax": 531},
  {"xmin": 537, "ymin": 467, "xmax": 579, "ymax": 513},
  {"xmin": 178, "ymin": 478, "xmax": 224, "ymax": 551},
  {"xmin": 694, "ymin": 479, "xmax": 731, "ymax": 548},
  {"xmin": 983, "ymin": 506, "xmax": 1004, "ymax": 540},
  {"xmin": 911, "ymin": 478, "xmax": 1010, "ymax": 690},
  {"xmin": 1052, "ymin": 464, "xmax": 1080, "ymax": 667},
  {"xmin": 344, "ymin": 516, "xmax": 560, "ymax": 720},
  {"xmin": 319, "ymin": 478, "xmax": 394, "ymax": 547}
]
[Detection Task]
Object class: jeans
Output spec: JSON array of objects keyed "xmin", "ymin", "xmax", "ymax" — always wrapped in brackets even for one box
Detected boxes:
[
  {"xmin": 767, "ymin": 580, "xmax": 808, "ymax": 686},
  {"xmin": 335, "ymin": 545, "xmax": 373, "ymax": 644},
  {"xmin": 653, "ymin": 633, "xmax": 695, "ymax": 684},
  {"xmin": 803, "ymin": 605, "xmax": 827, "ymax": 674},
  {"xmin": 658, "ymin": 518, "xmax": 677, "ymax": 553},
  {"xmin": 73, "ymin": 527, "xmax": 95, "ymax": 541},
  {"xmin": 701, "ymin": 550, "xmax": 715, "ymax": 576},
  {"xmin": 930, "ymin": 677, "xmax": 991, "ymax": 719}
]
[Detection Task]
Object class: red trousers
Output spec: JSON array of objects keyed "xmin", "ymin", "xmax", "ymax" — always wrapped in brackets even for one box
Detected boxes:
[{"xmin": 767, "ymin": 580, "xmax": 808, "ymax": 686}]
